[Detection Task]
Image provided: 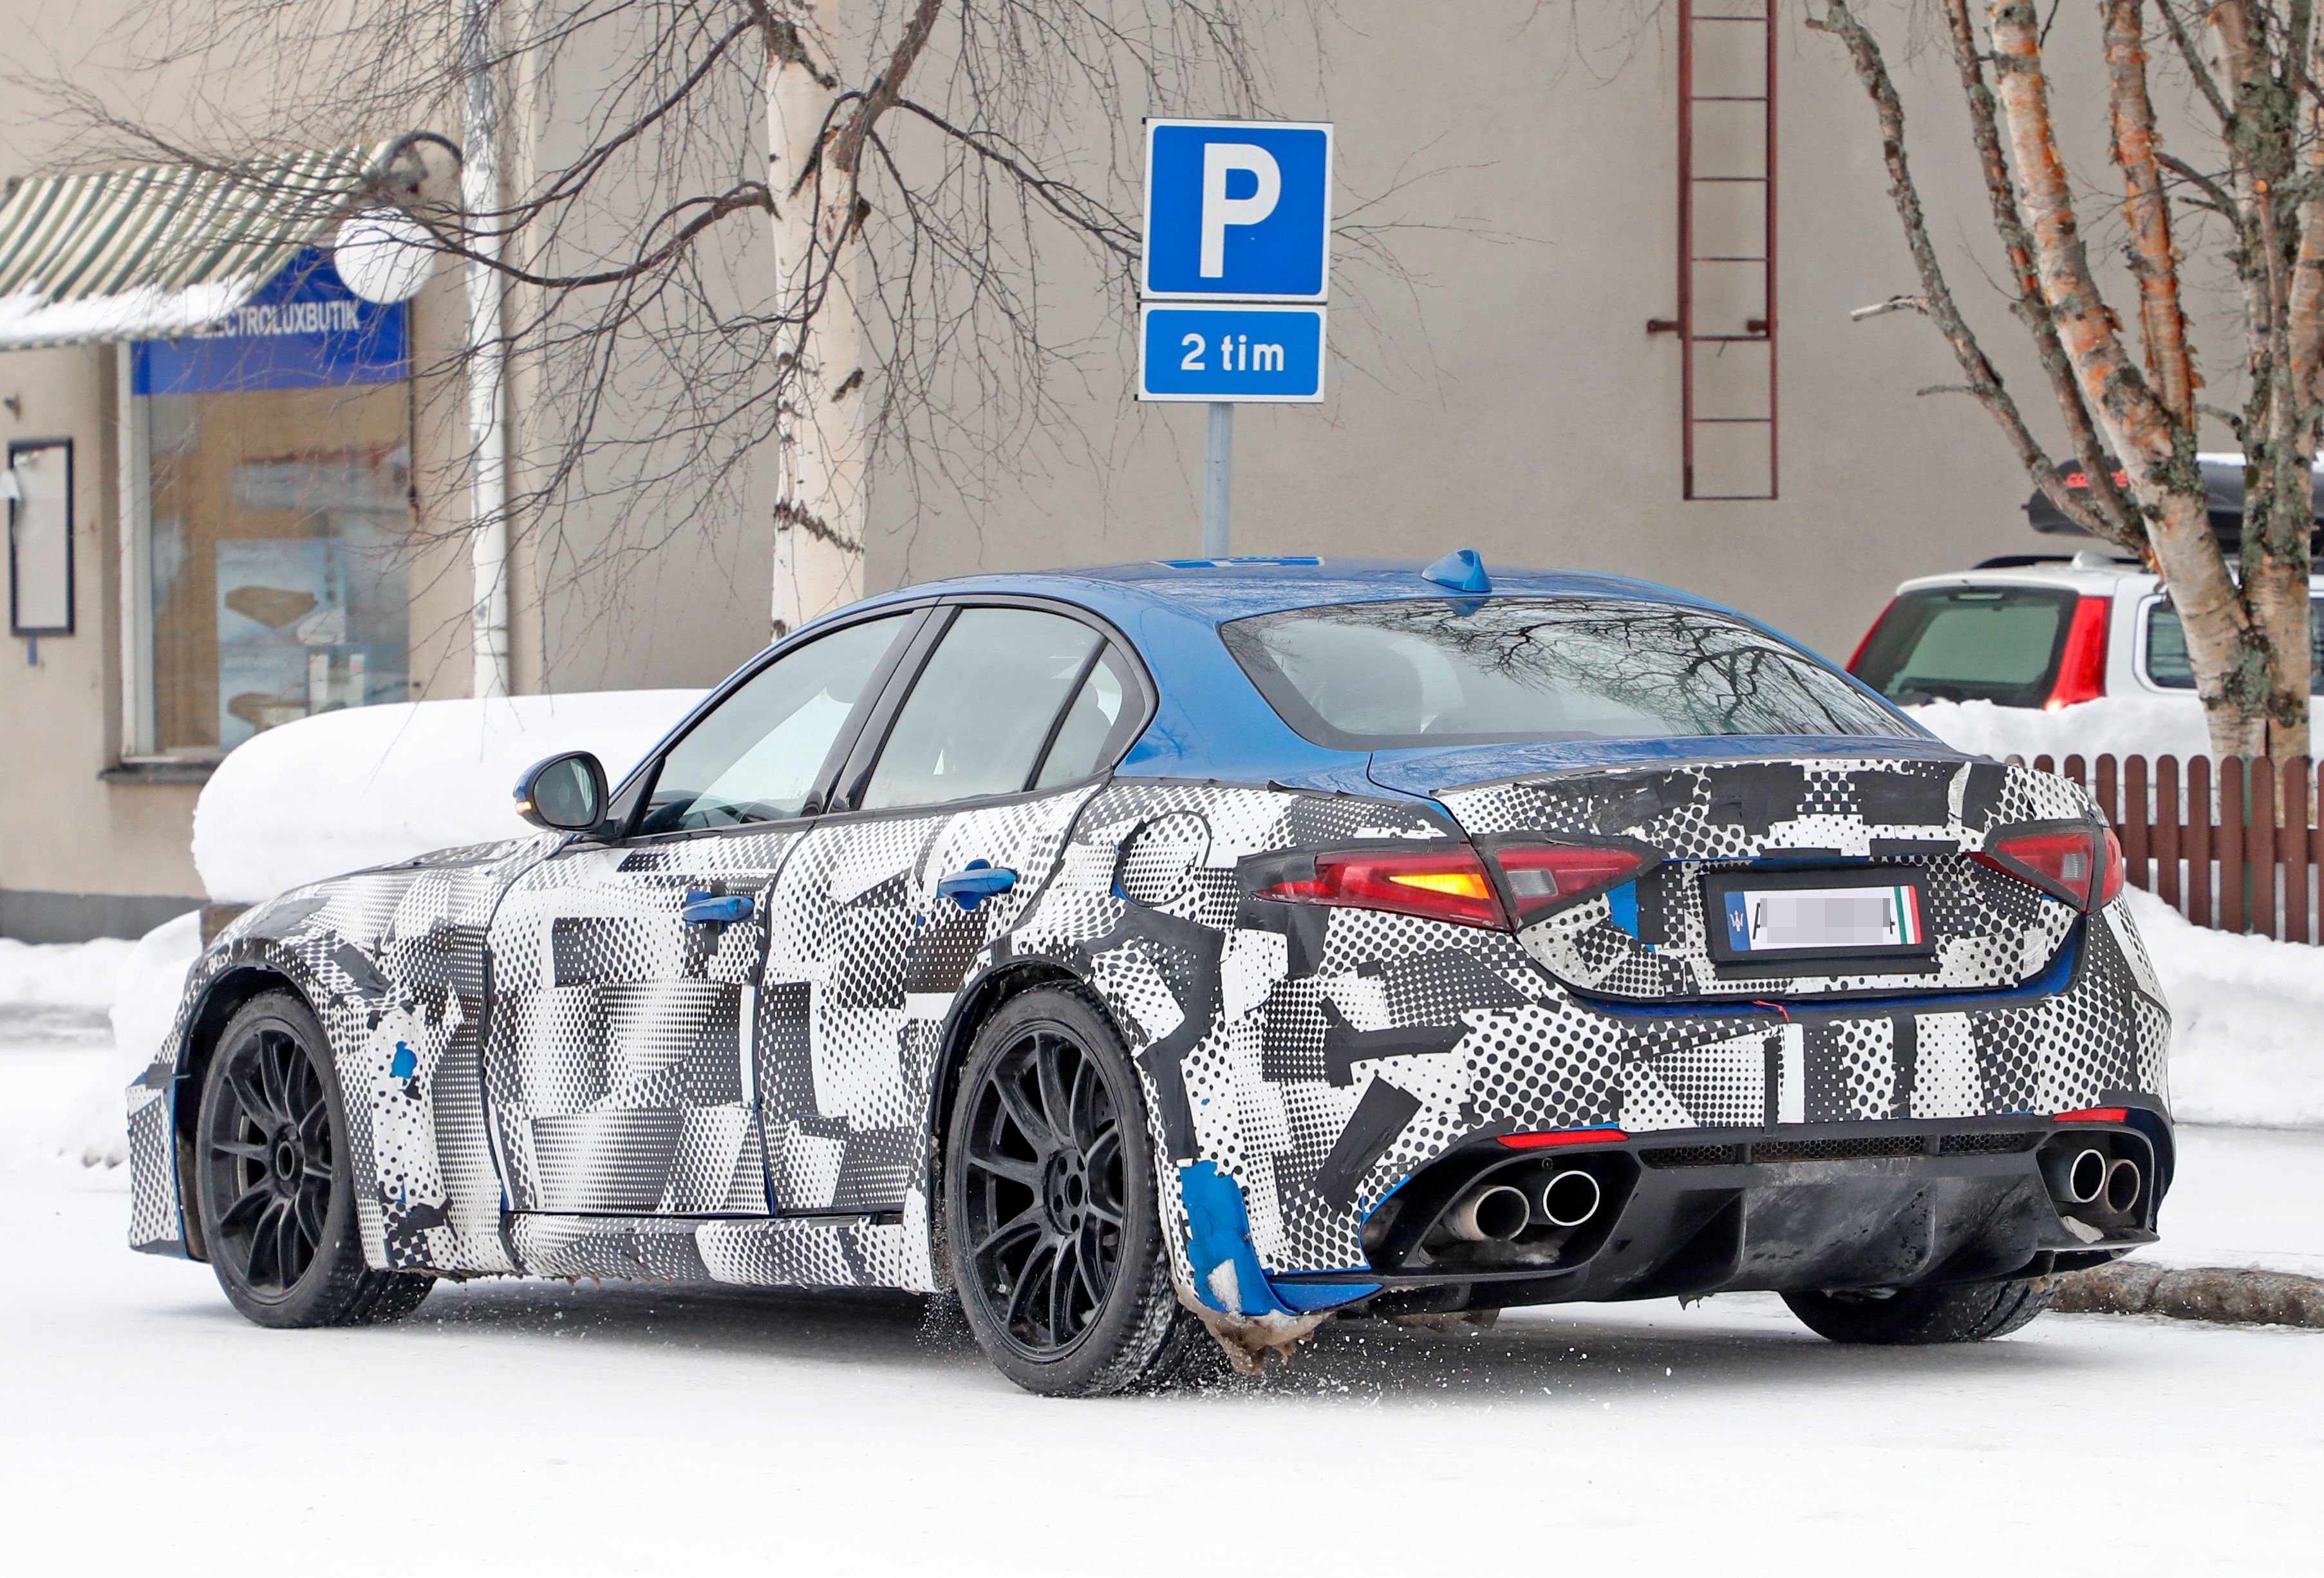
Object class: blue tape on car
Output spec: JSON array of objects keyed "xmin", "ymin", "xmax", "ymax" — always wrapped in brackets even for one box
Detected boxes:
[{"xmin": 1177, "ymin": 1160, "xmax": 1291, "ymax": 1316}]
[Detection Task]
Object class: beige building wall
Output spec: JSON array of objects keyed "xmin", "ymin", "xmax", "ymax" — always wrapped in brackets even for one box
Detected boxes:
[{"xmin": 862, "ymin": 9, "xmax": 2203, "ymax": 663}]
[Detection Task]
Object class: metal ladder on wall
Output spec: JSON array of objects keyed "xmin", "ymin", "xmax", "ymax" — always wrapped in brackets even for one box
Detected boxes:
[{"xmin": 1649, "ymin": 0, "xmax": 1777, "ymax": 500}]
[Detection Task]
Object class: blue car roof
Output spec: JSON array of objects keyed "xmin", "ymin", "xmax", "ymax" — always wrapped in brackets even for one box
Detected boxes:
[
  {"xmin": 822, "ymin": 556, "xmax": 1930, "ymax": 792},
  {"xmin": 849, "ymin": 556, "xmax": 1733, "ymax": 630}
]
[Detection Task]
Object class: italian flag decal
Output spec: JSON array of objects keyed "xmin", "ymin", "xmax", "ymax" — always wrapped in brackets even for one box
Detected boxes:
[{"xmin": 1891, "ymin": 883, "xmax": 1924, "ymax": 945}]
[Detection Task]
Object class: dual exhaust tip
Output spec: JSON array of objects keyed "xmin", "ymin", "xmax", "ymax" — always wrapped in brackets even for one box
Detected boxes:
[
  {"xmin": 1445, "ymin": 1169, "xmax": 1603, "ymax": 1243},
  {"xmin": 2054, "ymin": 1145, "xmax": 2142, "ymax": 1216}
]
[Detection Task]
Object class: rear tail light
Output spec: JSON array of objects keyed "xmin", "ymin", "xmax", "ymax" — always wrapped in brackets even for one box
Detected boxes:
[
  {"xmin": 2045, "ymin": 596, "xmax": 2112, "ymax": 709},
  {"xmin": 1253, "ymin": 839, "xmax": 1658, "ymax": 931},
  {"xmin": 1498, "ymin": 1127, "xmax": 1627, "ymax": 1150},
  {"xmin": 1255, "ymin": 848, "xmax": 1508, "ymax": 928},
  {"xmin": 2055, "ymin": 1107, "xmax": 2130, "ymax": 1123},
  {"xmin": 1490, "ymin": 841, "xmax": 1654, "ymax": 925},
  {"xmin": 1974, "ymin": 823, "xmax": 2123, "ymax": 910}
]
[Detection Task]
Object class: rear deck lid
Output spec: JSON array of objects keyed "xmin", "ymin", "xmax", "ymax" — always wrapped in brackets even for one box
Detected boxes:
[{"xmin": 1396, "ymin": 751, "xmax": 2095, "ymax": 1004}]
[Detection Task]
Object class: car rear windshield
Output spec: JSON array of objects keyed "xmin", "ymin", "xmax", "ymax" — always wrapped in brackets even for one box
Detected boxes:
[
  {"xmin": 2146, "ymin": 598, "xmax": 2324, "ymax": 693},
  {"xmin": 1219, "ymin": 597, "xmax": 1911, "ymax": 749},
  {"xmin": 1851, "ymin": 585, "xmax": 2076, "ymax": 708}
]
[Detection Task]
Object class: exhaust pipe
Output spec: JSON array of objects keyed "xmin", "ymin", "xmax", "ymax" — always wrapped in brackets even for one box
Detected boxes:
[
  {"xmin": 2053, "ymin": 1147, "xmax": 2108, "ymax": 1206},
  {"xmin": 1444, "ymin": 1184, "xmax": 1531, "ymax": 1243},
  {"xmin": 1539, "ymin": 1169, "xmax": 1602, "ymax": 1229},
  {"xmin": 2104, "ymin": 1157, "xmax": 2142, "ymax": 1216}
]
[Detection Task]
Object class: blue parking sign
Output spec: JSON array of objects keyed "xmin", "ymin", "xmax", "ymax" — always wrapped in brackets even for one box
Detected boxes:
[
  {"xmin": 1143, "ymin": 120, "xmax": 1333, "ymax": 301},
  {"xmin": 1138, "ymin": 304, "xmax": 1326, "ymax": 402}
]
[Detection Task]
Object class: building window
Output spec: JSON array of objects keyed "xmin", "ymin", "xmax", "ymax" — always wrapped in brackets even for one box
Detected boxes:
[{"xmin": 123, "ymin": 249, "xmax": 413, "ymax": 760}]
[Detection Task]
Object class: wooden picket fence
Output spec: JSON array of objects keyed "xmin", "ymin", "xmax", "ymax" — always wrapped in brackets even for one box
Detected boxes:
[{"xmin": 2016, "ymin": 753, "xmax": 2324, "ymax": 944}]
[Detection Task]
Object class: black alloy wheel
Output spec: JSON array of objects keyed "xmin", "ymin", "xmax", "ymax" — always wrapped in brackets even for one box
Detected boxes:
[
  {"xmin": 959, "ymin": 1022, "xmax": 1128, "ymax": 1356},
  {"xmin": 204, "ymin": 1017, "xmax": 333, "ymax": 1294},
  {"xmin": 194, "ymin": 992, "xmax": 433, "ymax": 1328},
  {"xmin": 944, "ymin": 988, "xmax": 1214, "ymax": 1396}
]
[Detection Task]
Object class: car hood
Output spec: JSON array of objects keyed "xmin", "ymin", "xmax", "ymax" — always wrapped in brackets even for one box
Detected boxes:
[{"xmin": 1363, "ymin": 734, "xmax": 1969, "ymax": 800}]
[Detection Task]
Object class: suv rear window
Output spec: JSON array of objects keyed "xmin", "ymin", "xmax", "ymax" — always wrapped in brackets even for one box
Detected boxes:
[
  {"xmin": 1220, "ymin": 597, "xmax": 1909, "ymax": 749},
  {"xmin": 1851, "ymin": 585, "xmax": 2076, "ymax": 707},
  {"xmin": 2146, "ymin": 599, "xmax": 2324, "ymax": 692}
]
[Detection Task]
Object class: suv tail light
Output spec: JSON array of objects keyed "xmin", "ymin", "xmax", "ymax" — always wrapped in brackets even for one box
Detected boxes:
[
  {"xmin": 1974, "ymin": 823, "xmax": 2124, "ymax": 910},
  {"xmin": 1488, "ymin": 841, "xmax": 1654, "ymax": 925},
  {"xmin": 1255, "ymin": 848, "xmax": 1508, "ymax": 928},
  {"xmin": 1846, "ymin": 598, "xmax": 1895, "ymax": 675},
  {"xmin": 2045, "ymin": 596, "xmax": 2111, "ymax": 709}
]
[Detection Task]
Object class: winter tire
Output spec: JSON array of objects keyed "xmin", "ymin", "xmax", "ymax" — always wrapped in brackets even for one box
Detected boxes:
[
  {"xmin": 944, "ymin": 986, "xmax": 1210, "ymax": 1397},
  {"xmin": 1783, "ymin": 1277, "xmax": 2054, "ymax": 1346},
  {"xmin": 193, "ymin": 991, "xmax": 433, "ymax": 1329}
]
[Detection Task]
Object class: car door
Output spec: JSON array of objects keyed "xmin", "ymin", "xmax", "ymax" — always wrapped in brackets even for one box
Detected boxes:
[
  {"xmin": 756, "ymin": 601, "xmax": 1150, "ymax": 1216},
  {"xmin": 483, "ymin": 608, "xmax": 926, "ymax": 1216}
]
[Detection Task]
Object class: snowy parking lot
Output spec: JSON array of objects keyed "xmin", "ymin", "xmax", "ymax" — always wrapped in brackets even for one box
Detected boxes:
[{"xmin": 6, "ymin": 1000, "xmax": 2322, "ymax": 1570}]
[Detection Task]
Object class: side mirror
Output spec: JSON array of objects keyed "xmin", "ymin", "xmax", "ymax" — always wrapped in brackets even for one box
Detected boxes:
[{"xmin": 514, "ymin": 751, "xmax": 609, "ymax": 832}]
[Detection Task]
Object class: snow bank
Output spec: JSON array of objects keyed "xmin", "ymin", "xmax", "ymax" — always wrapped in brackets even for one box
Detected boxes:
[
  {"xmin": 192, "ymin": 690, "xmax": 704, "ymax": 903},
  {"xmin": 2128, "ymin": 887, "xmax": 2324, "ymax": 1127},
  {"xmin": 1903, "ymin": 695, "xmax": 2213, "ymax": 764},
  {"xmin": 108, "ymin": 912, "xmax": 203, "ymax": 1075},
  {"xmin": 0, "ymin": 935, "xmax": 135, "ymax": 1009},
  {"xmin": 0, "ymin": 916, "xmax": 201, "ymax": 1170}
]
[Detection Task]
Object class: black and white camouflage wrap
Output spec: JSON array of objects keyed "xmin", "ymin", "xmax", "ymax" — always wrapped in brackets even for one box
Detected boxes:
[{"xmin": 128, "ymin": 754, "xmax": 2168, "ymax": 1320}]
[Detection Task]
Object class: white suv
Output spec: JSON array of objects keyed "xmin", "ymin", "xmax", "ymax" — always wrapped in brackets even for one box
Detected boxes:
[{"xmin": 1849, "ymin": 550, "xmax": 2324, "ymax": 711}]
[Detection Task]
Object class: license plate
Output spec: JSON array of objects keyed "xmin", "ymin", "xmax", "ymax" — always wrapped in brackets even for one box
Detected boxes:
[{"xmin": 1709, "ymin": 877, "xmax": 1930, "ymax": 960}]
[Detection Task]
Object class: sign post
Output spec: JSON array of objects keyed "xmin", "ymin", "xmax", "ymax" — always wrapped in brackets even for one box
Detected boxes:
[{"xmin": 1138, "ymin": 119, "xmax": 1333, "ymax": 554}]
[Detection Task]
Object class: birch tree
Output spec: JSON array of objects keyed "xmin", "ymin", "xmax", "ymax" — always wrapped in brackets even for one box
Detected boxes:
[{"xmin": 1812, "ymin": 1, "xmax": 2317, "ymax": 759}]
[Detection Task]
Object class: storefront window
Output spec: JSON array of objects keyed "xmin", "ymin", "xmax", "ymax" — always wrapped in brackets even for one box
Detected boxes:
[{"xmin": 129, "ymin": 249, "xmax": 413, "ymax": 758}]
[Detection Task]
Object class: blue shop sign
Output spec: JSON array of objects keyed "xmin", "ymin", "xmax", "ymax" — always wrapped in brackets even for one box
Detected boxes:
[{"xmin": 131, "ymin": 248, "xmax": 408, "ymax": 396}]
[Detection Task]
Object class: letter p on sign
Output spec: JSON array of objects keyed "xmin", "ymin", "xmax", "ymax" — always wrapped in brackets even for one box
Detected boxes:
[
  {"xmin": 1143, "ymin": 120, "xmax": 1331, "ymax": 302},
  {"xmin": 1200, "ymin": 144, "xmax": 1280, "ymax": 277}
]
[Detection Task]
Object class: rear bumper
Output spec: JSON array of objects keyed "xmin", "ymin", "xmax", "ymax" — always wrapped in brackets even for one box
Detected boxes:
[{"xmin": 1275, "ymin": 1111, "xmax": 2169, "ymax": 1310}]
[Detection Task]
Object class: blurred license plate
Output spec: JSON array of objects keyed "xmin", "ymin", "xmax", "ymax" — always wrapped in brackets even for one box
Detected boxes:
[{"xmin": 1716, "ymin": 881, "xmax": 1927, "ymax": 957}]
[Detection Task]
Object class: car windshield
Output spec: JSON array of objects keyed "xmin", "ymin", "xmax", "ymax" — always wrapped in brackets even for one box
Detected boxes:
[
  {"xmin": 1851, "ymin": 585, "xmax": 2076, "ymax": 707},
  {"xmin": 1220, "ymin": 597, "xmax": 1910, "ymax": 748}
]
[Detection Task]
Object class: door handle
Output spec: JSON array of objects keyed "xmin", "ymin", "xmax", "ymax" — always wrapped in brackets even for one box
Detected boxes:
[
  {"xmin": 682, "ymin": 891, "xmax": 756, "ymax": 926},
  {"xmin": 937, "ymin": 860, "xmax": 1018, "ymax": 912}
]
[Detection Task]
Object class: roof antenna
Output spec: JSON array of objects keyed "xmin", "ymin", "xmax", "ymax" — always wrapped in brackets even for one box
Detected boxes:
[{"xmin": 1422, "ymin": 549, "xmax": 1491, "ymax": 594}]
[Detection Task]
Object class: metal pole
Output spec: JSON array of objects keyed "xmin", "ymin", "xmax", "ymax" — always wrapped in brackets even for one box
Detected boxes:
[{"xmin": 1203, "ymin": 400, "xmax": 1233, "ymax": 556}]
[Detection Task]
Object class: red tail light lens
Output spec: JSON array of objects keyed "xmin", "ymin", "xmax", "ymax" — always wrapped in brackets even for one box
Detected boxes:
[
  {"xmin": 1499, "ymin": 1127, "xmax": 1627, "ymax": 1149},
  {"xmin": 1490, "ymin": 842, "xmax": 1653, "ymax": 925},
  {"xmin": 2045, "ymin": 596, "xmax": 2111, "ymax": 709},
  {"xmin": 1256, "ymin": 848, "xmax": 1509, "ymax": 928},
  {"xmin": 1846, "ymin": 598, "xmax": 1895, "ymax": 675},
  {"xmin": 1975, "ymin": 823, "xmax": 2120, "ymax": 910}
]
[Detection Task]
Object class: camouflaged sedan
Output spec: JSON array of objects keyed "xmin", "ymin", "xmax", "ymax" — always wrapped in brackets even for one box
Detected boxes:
[{"xmin": 127, "ymin": 554, "xmax": 2172, "ymax": 1395}]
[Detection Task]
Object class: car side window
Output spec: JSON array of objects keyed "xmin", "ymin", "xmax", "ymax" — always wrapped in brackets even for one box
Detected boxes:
[
  {"xmin": 638, "ymin": 614, "xmax": 910, "ymax": 834},
  {"xmin": 1034, "ymin": 643, "xmax": 1144, "ymax": 788},
  {"xmin": 859, "ymin": 607, "xmax": 1105, "ymax": 811},
  {"xmin": 2147, "ymin": 596, "xmax": 2324, "ymax": 693}
]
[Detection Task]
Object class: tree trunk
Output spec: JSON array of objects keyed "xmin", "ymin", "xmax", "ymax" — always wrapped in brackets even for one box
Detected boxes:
[
  {"xmin": 767, "ymin": 10, "xmax": 868, "ymax": 641},
  {"xmin": 1987, "ymin": 1, "xmax": 2269, "ymax": 758}
]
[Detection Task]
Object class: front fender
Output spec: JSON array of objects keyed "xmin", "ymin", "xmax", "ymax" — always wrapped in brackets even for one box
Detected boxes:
[{"xmin": 127, "ymin": 837, "xmax": 557, "ymax": 1272}]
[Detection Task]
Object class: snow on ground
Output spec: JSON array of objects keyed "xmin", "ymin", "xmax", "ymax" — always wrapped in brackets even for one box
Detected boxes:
[
  {"xmin": 3, "ymin": 992, "xmax": 2318, "ymax": 1566},
  {"xmin": 193, "ymin": 688, "xmax": 705, "ymax": 903},
  {"xmin": 0, "ymin": 916, "xmax": 198, "ymax": 1167},
  {"xmin": 2128, "ymin": 888, "xmax": 2324, "ymax": 1128},
  {"xmin": 4, "ymin": 1156, "xmax": 2318, "ymax": 1571},
  {"xmin": 1904, "ymin": 693, "xmax": 2213, "ymax": 762},
  {"xmin": 0, "ymin": 933, "xmax": 132, "ymax": 1015}
]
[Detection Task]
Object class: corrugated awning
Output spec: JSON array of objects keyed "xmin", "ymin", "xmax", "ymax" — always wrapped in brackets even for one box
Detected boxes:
[{"xmin": 0, "ymin": 144, "xmax": 397, "ymax": 350}]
